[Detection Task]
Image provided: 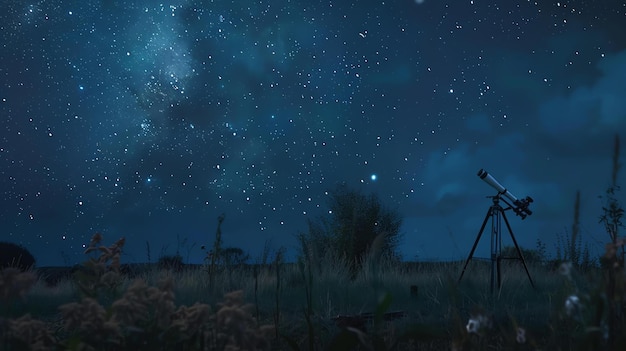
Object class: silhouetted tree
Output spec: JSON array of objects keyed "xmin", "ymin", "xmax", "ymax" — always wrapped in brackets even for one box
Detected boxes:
[
  {"xmin": 0, "ymin": 241, "xmax": 36, "ymax": 271},
  {"xmin": 300, "ymin": 184, "xmax": 403, "ymax": 274}
]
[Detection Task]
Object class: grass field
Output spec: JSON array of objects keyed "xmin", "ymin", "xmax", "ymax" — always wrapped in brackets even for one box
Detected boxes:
[{"xmin": 1, "ymin": 242, "xmax": 622, "ymax": 350}]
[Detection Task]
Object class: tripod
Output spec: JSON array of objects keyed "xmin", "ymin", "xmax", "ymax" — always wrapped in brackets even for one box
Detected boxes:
[{"xmin": 458, "ymin": 193, "xmax": 535, "ymax": 293}]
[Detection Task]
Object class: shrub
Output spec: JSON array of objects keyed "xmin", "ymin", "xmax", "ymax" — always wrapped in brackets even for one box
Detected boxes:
[
  {"xmin": 0, "ymin": 242, "xmax": 36, "ymax": 271},
  {"xmin": 301, "ymin": 184, "xmax": 403, "ymax": 277}
]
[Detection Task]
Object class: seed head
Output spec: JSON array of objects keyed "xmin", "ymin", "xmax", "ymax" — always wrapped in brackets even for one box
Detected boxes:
[
  {"xmin": 466, "ymin": 314, "xmax": 490, "ymax": 335},
  {"xmin": 516, "ymin": 327, "xmax": 526, "ymax": 344},
  {"xmin": 565, "ymin": 295, "xmax": 581, "ymax": 316},
  {"xmin": 558, "ymin": 261, "xmax": 573, "ymax": 277}
]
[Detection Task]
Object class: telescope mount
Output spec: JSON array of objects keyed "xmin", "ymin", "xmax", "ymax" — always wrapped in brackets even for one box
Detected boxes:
[{"xmin": 458, "ymin": 192, "xmax": 535, "ymax": 293}]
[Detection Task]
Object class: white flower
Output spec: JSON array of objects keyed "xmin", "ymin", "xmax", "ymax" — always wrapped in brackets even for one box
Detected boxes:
[
  {"xmin": 558, "ymin": 261, "xmax": 573, "ymax": 277},
  {"xmin": 565, "ymin": 295, "xmax": 581, "ymax": 316},
  {"xmin": 466, "ymin": 314, "xmax": 490, "ymax": 335},
  {"xmin": 466, "ymin": 318, "xmax": 480, "ymax": 334},
  {"xmin": 516, "ymin": 327, "xmax": 526, "ymax": 344}
]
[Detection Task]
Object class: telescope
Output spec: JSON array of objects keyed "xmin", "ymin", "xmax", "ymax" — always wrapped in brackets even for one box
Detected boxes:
[
  {"xmin": 459, "ymin": 169, "xmax": 536, "ymax": 292},
  {"xmin": 477, "ymin": 169, "xmax": 533, "ymax": 219}
]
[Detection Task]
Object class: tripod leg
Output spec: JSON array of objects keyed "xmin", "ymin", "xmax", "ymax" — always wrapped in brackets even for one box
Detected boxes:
[
  {"xmin": 497, "ymin": 255, "xmax": 502, "ymax": 292},
  {"xmin": 459, "ymin": 208, "xmax": 491, "ymax": 283},
  {"xmin": 491, "ymin": 207, "xmax": 501, "ymax": 294},
  {"xmin": 501, "ymin": 212, "xmax": 536, "ymax": 289}
]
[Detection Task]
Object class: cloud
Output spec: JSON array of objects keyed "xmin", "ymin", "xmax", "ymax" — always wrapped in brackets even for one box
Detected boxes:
[
  {"xmin": 596, "ymin": 51, "xmax": 626, "ymax": 125},
  {"xmin": 537, "ymin": 50, "xmax": 626, "ymax": 140},
  {"xmin": 409, "ymin": 134, "xmax": 526, "ymax": 217}
]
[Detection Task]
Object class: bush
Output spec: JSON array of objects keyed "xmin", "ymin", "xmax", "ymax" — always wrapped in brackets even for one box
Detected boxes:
[
  {"xmin": 300, "ymin": 184, "xmax": 403, "ymax": 277},
  {"xmin": 0, "ymin": 241, "xmax": 36, "ymax": 271}
]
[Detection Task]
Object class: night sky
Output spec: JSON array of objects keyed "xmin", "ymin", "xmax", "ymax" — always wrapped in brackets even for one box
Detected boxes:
[{"xmin": 1, "ymin": 0, "xmax": 625, "ymax": 267}]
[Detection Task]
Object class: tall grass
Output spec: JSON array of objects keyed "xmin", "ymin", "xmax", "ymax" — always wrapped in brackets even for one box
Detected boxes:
[{"xmin": 0, "ymin": 240, "xmax": 615, "ymax": 350}]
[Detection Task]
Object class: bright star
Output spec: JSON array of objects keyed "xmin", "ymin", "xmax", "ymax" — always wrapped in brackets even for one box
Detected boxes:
[{"xmin": 371, "ymin": 174, "xmax": 377, "ymax": 181}]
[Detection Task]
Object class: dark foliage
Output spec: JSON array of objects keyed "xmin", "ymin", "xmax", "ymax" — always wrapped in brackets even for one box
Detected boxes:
[
  {"xmin": 219, "ymin": 247, "xmax": 251, "ymax": 266},
  {"xmin": 0, "ymin": 241, "xmax": 36, "ymax": 271},
  {"xmin": 37, "ymin": 267, "xmax": 74, "ymax": 287},
  {"xmin": 299, "ymin": 184, "xmax": 403, "ymax": 275},
  {"xmin": 501, "ymin": 245, "xmax": 546, "ymax": 265},
  {"xmin": 330, "ymin": 184, "xmax": 403, "ymax": 265},
  {"xmin": 157, "ymin": 254, "xmax": 184, "ymax": 272}
]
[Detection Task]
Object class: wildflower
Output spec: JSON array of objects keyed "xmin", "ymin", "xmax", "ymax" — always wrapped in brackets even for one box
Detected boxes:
[
  {"xmin": 8, "ymin": 314, "xmax": 56, "ymax": 348},
  {"xmin": 0, "ymin": 268, "xmax": 36, "ymax": 301},
  {"xmin": 112, "ymin": 237, "xmax": 126, "ymax": 253},
  {"xmin": 98, "ymin": 246, "xmax": 112, "ymax": 257},
  {"xmin": 100, "ymin": 271, "xmax": 121, "ymax": 289},
  {"xmin": 565, "ymin": 295, "xmax": 581, "ymax": 316},
  {"xmin": 58, "ymin": 297, "xmax": 121, "ymax": 342},
  {"xmin": 558, "ymin": 261, "xmax": 573, "ymax": 277},
  {"xmin": 516, "ymin": 327, "xmax": 526, "ymax": 344},
  {"xmin": 466, "ymin": 314, "xmax": 490, "ymax": 335},
  {"xmin": 171, "ymin": 303, "xmax": 212, "ymax": 337},
  {"xmin": 466, "ymin": 318, "xmax": 479, "ymax": 334},
  {"xmin": 84, "ymin": 232, "xmax": 103, "ymax": 254},
  {"xmin": 110, "ymin": 254, "xmax": 121, "ymax": 271},
  {"xmin": 604, "ymin": 239, "xmax": 625, "ymax": 268},
  {"xmin": 213, "ymin": 290, "xmax": 272, "ymax": 350}
]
